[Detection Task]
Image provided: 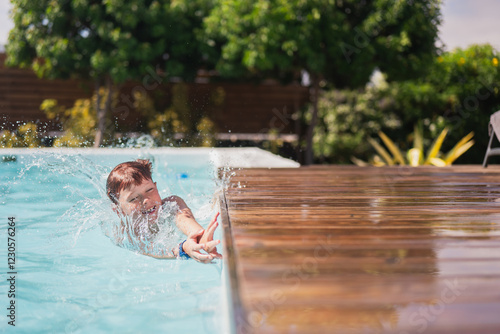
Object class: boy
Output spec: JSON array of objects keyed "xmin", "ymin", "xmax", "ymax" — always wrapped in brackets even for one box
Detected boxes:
[{"xmin": 106, "ymin": 159, "xmax": 221, "ymax": 263}]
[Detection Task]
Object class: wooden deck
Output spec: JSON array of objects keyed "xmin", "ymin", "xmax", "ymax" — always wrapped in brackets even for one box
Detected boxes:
[{"xmin": 220, "ymin": 166, "xmax": 500, "ymax": 334}]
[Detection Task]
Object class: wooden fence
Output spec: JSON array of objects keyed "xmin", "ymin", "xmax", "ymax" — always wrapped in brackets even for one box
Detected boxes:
[{"xmin": 0, "ymin": 53, "xmax": 310, "ymax": 134}]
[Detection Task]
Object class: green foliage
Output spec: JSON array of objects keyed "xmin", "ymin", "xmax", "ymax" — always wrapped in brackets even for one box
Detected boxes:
[
  {"xmin": 132, "ymin": 84, "xmax": 218, "ymax": 147},
  {"xmin": 381, "ymin": 44, "xmax": 500, "ymax": 162},
  {"xmin": 7, "ymin": 0, "xmax": 212, "ymax": 82},
  {"xmin": 195, "ymin": 116, "xmax": 217, "ymax": 147},
  {"xmin": 355, "ymin": 126, "xmax": 474, "ymax": 166},
  {"xmin": 202, "ymin": 0, "xmax": 441, "ymax": 86},
  {"xmin": 313, "ymin": 44, "xmax": 500, "ymax": 164},
  {"xmin": 310, "ymin": 85, "xmax": 400, "ymax": 164},
  {"xmin": 40, "ymin": 88, "xmax": 116, "ymax": 147},
  {"xmin": 38, "ymin": 82, "xmax": 220, "ymax": 148},
  {"xmin": 0, "ymin": 123, "xmax": 41, "ymax": 148},
  {"xmin": 7, "ymin": 0, "xmax": 215, "ymax": 146},
  {"xmin": 202, "ymin": 0, "xmax": 441, "ymax": 163},
  {"xmin": 262, "ymin": 128, "xmax": 285, "ymax": 155}
]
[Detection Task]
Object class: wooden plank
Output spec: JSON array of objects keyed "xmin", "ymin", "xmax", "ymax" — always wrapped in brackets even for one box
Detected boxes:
[{"xmin": 223, "ymin": 165, "xmax": 500, "ymax": 334}]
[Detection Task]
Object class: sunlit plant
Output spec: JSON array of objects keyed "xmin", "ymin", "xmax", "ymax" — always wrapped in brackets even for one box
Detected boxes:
[
  {"xmin": 352, "ymin": 124, "xmax": 474, "ymax": 166},
  {"xmin": 0, "ymin": 122, "xmax": 41, "ymax": 148},
  {"xmin": 40, "ymin": 87, "xmax": 115, "ymax": 147}
]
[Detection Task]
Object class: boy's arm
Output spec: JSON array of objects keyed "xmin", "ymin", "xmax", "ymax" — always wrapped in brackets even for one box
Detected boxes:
[
  {"xmin": 143, "ymin": 253, "xmax": 175, "ymax": 259},
  {"xmin": 163, "ymin": 195, "xmax": 222, "ymax": 260},
  {"xmin": 141, "ymin": 229, "xmax": 215, "ymax": 263},
  {"xmin": 163, "ymin": 195, "xmax": 203, "ymax": 236}
]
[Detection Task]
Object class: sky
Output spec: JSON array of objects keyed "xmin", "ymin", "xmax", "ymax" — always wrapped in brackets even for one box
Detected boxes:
[
  {"xmin": 438, "ymin": 0, "xmax": 500, "ymax": 50},
  {"xmin": 0, "ymin": 0, "xmax": 499, "ymax": 52}
]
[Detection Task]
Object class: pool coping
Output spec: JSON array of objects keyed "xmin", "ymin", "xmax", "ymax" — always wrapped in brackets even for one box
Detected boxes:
[
  {"xmin": 0, "ymin": 147, "xmax": 300, "ymax": 169},
  {"xmin": 219, "ymin": 190, "xmax": 242, "ymax": 334}
]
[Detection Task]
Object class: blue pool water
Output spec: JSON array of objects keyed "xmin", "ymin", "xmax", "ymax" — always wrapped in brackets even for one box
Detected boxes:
[{"xmin": 0, "ymin": 149, "xmax": 227, "ymax": 333}]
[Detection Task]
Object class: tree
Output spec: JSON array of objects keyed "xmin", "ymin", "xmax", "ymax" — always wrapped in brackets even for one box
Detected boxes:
[
  {"xmin": 6, "ymin": 0, "xmax": 212, "ymax": 147},
  {"xmin": 202, "ymin": 0, "xmax": 441, "ymax": 164}
]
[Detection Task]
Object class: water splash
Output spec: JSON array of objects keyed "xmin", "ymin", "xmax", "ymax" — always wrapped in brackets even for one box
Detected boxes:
[
  {"xmin": 15, "ymin": 152, "xmax": 109, "ymax": 198},
  {"xmin": 108, "ymin": 201, "xmax": 182, "ymax": 257},
  {"xmin": 114, "ymin": 134, "xmax": 157, "ymax": 149},
  {"xmin": 10, "ymin": 152, "xmax": 186, "ymax": 257}
]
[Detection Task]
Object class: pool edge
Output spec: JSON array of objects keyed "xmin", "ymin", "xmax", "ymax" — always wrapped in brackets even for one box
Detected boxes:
[
  {"xmin": 0, "ymin": 147, "xmax": 300, "ymax": 168},
  {"xmin": 219, "ymin": 189, "xmax": 243, "ymax": 334}
]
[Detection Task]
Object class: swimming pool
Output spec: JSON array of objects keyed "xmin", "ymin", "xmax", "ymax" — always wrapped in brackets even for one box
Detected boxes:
[
  {"xmin": 0, "ymin": 148, "xmax": 297, "ymax": 333},
  {"xmin": 0, "ymin": 148, "xmax": 228, "ymax": 333},
  {"xmin": 0, "ymin": 147, "xmax": 298, "ymax": 333}
]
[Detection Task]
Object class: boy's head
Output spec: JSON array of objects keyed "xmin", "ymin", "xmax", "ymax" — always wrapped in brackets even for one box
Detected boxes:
[{"xmin": 107, "ymin": 159, "xmax": 162, "ymax": 220}]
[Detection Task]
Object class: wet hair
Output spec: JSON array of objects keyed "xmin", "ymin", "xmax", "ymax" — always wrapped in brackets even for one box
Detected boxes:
[{"xmin": 106, "ymin": 159, "xmax": 153, "ymax": 204}]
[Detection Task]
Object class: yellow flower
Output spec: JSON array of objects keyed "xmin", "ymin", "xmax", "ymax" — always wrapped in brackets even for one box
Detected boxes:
[
  {"xmin": 493, "ymin": 58, "xmax": 498, "ymax": 67},
  {"xmin": 437, "ymin": 56, "xmax": 443, "ymax": 63},
  {"xmin": 459, "ymin": 57, "xmax": 465, "ymax": 65}
]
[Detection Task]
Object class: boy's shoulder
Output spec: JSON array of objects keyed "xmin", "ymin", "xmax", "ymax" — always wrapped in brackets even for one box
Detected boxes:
[
  {"xmin": 162, "ymin": 195, "xmax": 181, "ymax": 204},
  {"xmin": 162, "ymin": 195, "xmax": 189, "ymax": 211},
  {"xmin": 161, "ymin": 195, "xmax": 186, "ymax": 206}
]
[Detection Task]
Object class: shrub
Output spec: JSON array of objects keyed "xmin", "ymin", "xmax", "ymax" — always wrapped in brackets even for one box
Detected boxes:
[
  {"xmin": 310, "ymin": 82, "xmax": 400, "ymax": 164},
  {"xmin": 390, "ymin": 44, "xmax": 500, "ymax": 162},
  {"xmin": 132, "ymin": 83, "xmax": 217, "ymax": 147},
  {"xmin": 310, "ymin": 44, "xmax": 500, "ymax": 164},
  {"xmin": 0, "ymin": 122, "xmax": 41, "ymax": 148},
  {"xmin": 39, "ymin": 83, "xmax": 220, "ymax": 147},
  {"xmin": 40, "ymin": 88, "xmax": 115, "ymax": 147},
  {"xmin": 354, "ymin": 124, "xmax": 474, "ymax": 166}
]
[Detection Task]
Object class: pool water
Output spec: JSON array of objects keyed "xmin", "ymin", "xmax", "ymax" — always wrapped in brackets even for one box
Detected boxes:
[{"xmin": 0, "ymin": 150, "xmax": 226, "ymax": 333}]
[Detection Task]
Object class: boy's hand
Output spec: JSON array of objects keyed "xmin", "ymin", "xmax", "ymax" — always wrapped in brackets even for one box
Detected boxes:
[
  {"xmin": 183, "ymin": 229, "xmax": 215, "ymax": 263},
  {"xmin": 198, "ymin": 213, "xmax": 223, "ymax": 259}
]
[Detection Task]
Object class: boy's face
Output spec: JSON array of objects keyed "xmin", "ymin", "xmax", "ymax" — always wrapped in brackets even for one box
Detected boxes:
[{"xmin": 116, "ymin": 178, "xmax": 162, "ymax": 221}]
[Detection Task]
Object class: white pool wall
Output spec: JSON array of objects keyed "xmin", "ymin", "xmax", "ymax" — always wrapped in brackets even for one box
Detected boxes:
[{"xmin": 0, "ymin": 147, "xmax": 300, "ymax": 168}]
